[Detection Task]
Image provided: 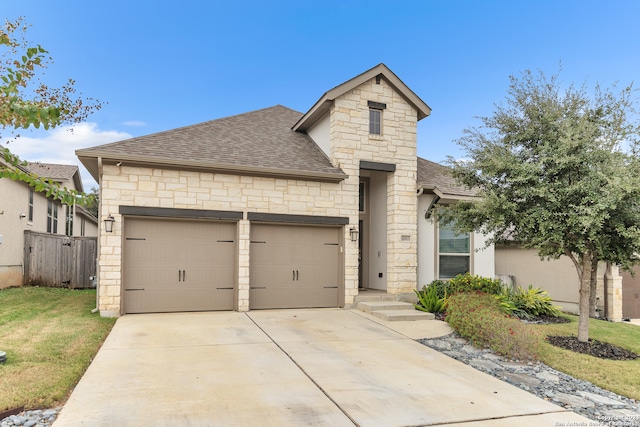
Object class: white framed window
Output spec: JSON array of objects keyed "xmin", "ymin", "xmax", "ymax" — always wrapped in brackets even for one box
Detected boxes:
[
  {"xmin": 47, "ymin": 200, "xmax": 58, "ymax": 234},
  {"xmin": 65, "ymin": 205, "xmax": 73, "ymax": 236},
  {"xmin": 438, "ymin": 221, "xmax": 470, "ymax": 279},
  {"xmin": 28, "ymin": 189, "xmax": 34, "ymax": 222}
]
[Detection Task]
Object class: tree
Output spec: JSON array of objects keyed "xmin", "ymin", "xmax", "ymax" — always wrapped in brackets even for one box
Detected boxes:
[
  {"xmin": 439, "ymin": 69, "xmax": 640, "ymax": 342},
  {"xmin": 1, "ymin": 17, "xmax": 102, "ymax": 205}
]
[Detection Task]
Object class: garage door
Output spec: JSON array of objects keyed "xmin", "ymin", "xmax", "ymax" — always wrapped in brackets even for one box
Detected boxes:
[
  {"xmin": 123, "ymin": 218, "xmax": 236, "ymax": 314},
  {"xmin": 250, "ymin": 224, "xmax": 340, "ymax": 309}
]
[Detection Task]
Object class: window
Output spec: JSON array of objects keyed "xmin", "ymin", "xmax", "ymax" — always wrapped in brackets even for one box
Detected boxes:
[
  {"xmin": 28, "ymin": 189, "xmax": 34, "ymax": 221},
  {"xmin": 438, "ymin": 221, "xmax": 470, "ymax": 279},
  {"xmin": 369, "ymin": 109, "xmax": 381, "ymax": 135},
  {"xmin": 47, "ymin": 200, "xmax": 58, "ymax": 234},
  {"xmin": 367, "ymin": 100, "xmax": 386, "ymax": 135},
  {"xmin": 65, "ymin": 205, "xmax": 73, "ymax": 236}
]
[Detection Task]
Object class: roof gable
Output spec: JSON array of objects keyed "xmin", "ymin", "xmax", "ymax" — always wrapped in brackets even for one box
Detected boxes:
[
  {"xmin": 292, "ymin": 63, "xmax": 431, "ymax": 132},
  {"xmin": 21, "ymin": 162, "xmax": 83, "ymax": 192},
  {"xmin": 77, "ymin": 105, "xmax": 346, "ymax": 182}
]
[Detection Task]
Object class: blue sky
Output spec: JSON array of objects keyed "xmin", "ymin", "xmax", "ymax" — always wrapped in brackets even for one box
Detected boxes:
[{"xmin": 3, "ymin": 0, "xmax": 640, "ymax": 190}]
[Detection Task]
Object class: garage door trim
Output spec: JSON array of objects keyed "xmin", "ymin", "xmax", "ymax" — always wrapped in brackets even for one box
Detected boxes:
[
  {"xmin": 248, "ymin": 212, "xmax": 348, "ymax": 225},
  {"xmin": 120, "ymin": 205, "xmax": 243, "ymax": 220}
]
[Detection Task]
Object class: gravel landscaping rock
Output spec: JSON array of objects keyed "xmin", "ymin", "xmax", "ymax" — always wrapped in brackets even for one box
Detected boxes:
[
  {"xmin": 0, "ymin": 407, "xmax": 60, "ymax": 427},
  {"xmin": 420, "ymin": 333, "xmax": 640, "ymax": 426}
]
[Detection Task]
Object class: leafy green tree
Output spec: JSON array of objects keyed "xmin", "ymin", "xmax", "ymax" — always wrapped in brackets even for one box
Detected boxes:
[
  {"xmin": 1, "ymin": 18, "xmax": 102, "ymax": 205},
  {"xmin": 439, "ymin": 69, "xmax": 640, "ymax": 342},
  {"xmin": 84, "ymin": 186, "xmax": 99, "ymax": 217}
]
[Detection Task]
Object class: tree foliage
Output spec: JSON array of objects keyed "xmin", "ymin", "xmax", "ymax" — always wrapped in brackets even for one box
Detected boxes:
[
  {"xmin": 0, "ymin": 18, "xmax": 103, "ymax": 205},
  {"xmin": 439, "ymin": 69, "xmax": 640, "ymax": 342}
]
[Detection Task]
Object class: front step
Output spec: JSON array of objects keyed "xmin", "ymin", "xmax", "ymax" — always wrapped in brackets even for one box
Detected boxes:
[
  {"xmin": 356, "ymin": 301, "xmax": 414, "ymax": 313},
  {"xmin": 355, "ymin": 299, "xmax": 434, "ymax": 322},
  {"xmin": 372, "ymin": 309, "xmax": 435, "ymax": 322}
]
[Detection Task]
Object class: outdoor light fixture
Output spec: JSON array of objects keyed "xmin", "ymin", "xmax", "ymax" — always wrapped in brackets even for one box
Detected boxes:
[
  {"xmin": 350, "ymin": 227, "xmax": 359, "ymax": 242},
  {"xmin": 104, "ymin": 215, "xmax": 115, "ymax": 233}
]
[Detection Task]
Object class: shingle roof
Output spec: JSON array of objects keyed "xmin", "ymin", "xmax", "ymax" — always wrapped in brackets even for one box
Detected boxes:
[
  {"xmin": 417, "ymin": 157, "xmax": 476, "ymax": 198},
  {"xmin": 24, "ymin": 163, "xmax": 78, "ymax": 182},
  {"xmin": 77, "ymin": 105, "xmax": 346, "ymax": 182}
]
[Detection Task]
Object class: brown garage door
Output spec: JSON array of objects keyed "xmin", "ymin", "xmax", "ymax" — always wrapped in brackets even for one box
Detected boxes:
[
  {"xmin": 250, "ymin": 224, "xmax": 340, "ymax": 309},
  {"xmin": 123, "ymin": 218, "xmax": 236, "ymax": 314}
]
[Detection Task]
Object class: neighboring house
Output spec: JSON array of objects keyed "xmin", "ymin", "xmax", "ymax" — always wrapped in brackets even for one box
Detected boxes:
[
  {"xmin": 495, "ymin": 245, "xmax": 627, "ymax": 321},
  {"xmin": 77, "ymin": 63, "xmax": 495, "ymax": 317},
  {"xmin": 0, "ymin": 160, "xmax": 99, "ymax": 288}
]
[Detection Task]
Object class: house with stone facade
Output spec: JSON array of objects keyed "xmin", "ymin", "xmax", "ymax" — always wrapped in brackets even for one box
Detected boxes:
[
  {"xmin": 76, "ymin": 63, "xmax": 494, "ymax": 317},
  {"xmin": 0, "ymin": 161, "xmax": 98, "ymax": 288}
]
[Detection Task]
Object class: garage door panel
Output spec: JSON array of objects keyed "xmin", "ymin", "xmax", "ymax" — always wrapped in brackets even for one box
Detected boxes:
[
  {"xmin": 124, "ymin": 218, "xmax": 236, "ymax": 314},
  {"xmin": 250, "ymin": 287, "xmax": 338, "ymax": 310},
  {"xmin": 250, "ymin": 224, "xmax": 340, "ymax": 309}
]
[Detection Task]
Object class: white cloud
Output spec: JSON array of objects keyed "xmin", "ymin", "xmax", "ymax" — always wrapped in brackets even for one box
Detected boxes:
[
  {"xmin": 123, "ymin": 120, "xmax": 147, "ymax": 127},
  {"xmin": 2, "ymin": 122, "xmax": 131, "ymax": 191}
]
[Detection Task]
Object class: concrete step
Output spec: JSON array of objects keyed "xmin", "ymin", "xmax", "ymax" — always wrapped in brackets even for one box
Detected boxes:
[
  {"xmin": 357, "ymin": 301, "xmax": 415, "ymax": 313},
  {"xmin": 353, "ymin": 293, "xmax": 398, "ymax": 303},
  {"xmin": 372, "ymin": 310, "xmax": 435, "ymax": 322}
]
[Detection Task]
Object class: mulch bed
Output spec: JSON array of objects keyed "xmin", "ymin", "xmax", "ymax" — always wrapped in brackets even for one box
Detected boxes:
[
  {"xmin": 523, "ymin": 314, "xmax": 572, "ymax": 324},
  {"xmin": 547, "ymin": 335, "xmax": 639, "ymax": 361}
]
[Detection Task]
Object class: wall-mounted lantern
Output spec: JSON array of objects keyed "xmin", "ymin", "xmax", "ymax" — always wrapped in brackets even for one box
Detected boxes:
[
  {"xmin": 350, "ymin": 226, "xmax": 359, "ymax": 242},
  {"xmin": 104, "ymin": 215, "xmax": 115, "ymax": 233}
]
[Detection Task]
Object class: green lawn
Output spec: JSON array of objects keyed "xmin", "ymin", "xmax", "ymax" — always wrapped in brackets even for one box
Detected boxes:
[
  {"xmin": 0, "ymin": 287, "xmax": 116, "ymax": 412},
  {"xmin": 530, "ymin": 315, "xmax": 640, "ymax": 400}
]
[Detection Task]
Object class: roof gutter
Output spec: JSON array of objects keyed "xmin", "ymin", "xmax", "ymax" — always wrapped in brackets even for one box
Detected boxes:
[{"xmin": 78, "ymin": 152, "xmax": 348, "ymax": 183}]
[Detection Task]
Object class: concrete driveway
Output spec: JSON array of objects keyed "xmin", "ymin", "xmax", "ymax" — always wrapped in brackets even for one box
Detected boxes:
[{"xmin": 53, "ymin": 309, "xmax": 592, "ymax": 427}]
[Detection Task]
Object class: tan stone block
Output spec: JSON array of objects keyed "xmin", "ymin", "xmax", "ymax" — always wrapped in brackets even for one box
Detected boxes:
[
  {"xmin": 137, "ymin": 180, "xmax": 156, "ymax": 192},
  {"xmin": 134, "ymin": 196, "xmax": 160, "ymax": 206}
]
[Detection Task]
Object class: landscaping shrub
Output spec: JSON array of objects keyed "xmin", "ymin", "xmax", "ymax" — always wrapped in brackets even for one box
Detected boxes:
[
  {"xmin": 497, "ymin": 284, "xmax": 562, "ymax": 319},
  {"xmin": 425, "ymin": 279, "xmax": 448, "ymax": 299},
  {"xmin": 414, "ymin": 284, "xmax": 447, "ymax": 313},
  {"xmin": 445, "ymin": 292, "xmax": 540, "ymax": 360},
  {"xmin": 447, "ymin": 273, "xmax": 503, "ymax": 295}
]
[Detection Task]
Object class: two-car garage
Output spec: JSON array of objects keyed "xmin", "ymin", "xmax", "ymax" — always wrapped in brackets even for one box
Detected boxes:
[{"xmin": 121, "ymin": 212, "xmax": 344, "ymax": 314}]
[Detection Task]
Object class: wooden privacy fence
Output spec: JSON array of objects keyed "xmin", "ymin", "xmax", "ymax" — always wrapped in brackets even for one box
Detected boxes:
[{"xmin": 23, "ymin": 231, "xmax": 97, "ymax": 289}]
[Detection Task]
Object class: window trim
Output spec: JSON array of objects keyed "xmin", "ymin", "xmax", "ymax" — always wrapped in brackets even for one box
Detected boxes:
[
  {"xmin": 28, "ymin": 189, "xmax": 34, "ymax": 222},
  {"xmin": 369, "ymin": 108, "xmax": 382, "ymax": 135},
  {"xmin": 367, "ymin": 100, "xmax": 386, "ymax": 136},
  {"xmin": 65, "ymin": 205, "xmax": 73, "ymax": 236},
  {"xmin": 437, "ymin": 221, "xmax": 472, "ymax": 279},
  {"xmin": 47, "ymin": 200, "xmax": 59, "ymax": 234}
]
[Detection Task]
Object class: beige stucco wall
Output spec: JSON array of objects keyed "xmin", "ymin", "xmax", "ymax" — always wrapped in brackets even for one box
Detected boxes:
[
  {"xmin": 494, "ymin": 245, "xmax": 616, "ymax": 316},
  {"xmin": 329, "ymin": 76, "xmax": 418, "ymax": 296}
]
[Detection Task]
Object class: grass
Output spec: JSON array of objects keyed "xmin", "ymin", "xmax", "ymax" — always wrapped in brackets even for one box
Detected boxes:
[
  {"xmin": 529, "ymin": 314, "xmax": 640, "ymax": 401},
  {"xmin": 0, "ymin": 287, "xmax": 116, "ymax": 412}
]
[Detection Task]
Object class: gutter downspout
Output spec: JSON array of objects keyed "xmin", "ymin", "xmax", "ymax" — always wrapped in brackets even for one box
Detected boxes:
[{"xmin": 91, "ymin": 157, "xmax": 103, "ymax": 314}]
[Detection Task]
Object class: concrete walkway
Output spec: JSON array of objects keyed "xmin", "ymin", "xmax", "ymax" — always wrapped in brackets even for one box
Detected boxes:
[{"xmin": 53, "ymin": 309, "xmax": 593, "ymax": 427}]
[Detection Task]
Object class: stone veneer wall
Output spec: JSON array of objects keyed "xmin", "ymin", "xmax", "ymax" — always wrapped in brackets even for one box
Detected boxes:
[
  {"xmin": 98, "ymin": 76, "xmax": 420, "ymax": 316},
  {"xmin": 329, "ymin": 76, "xmax": 418, "ymax": 296},
  {"xmin": 97, "ymin": 166, "xmax": 355, "ymax": 316}
]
